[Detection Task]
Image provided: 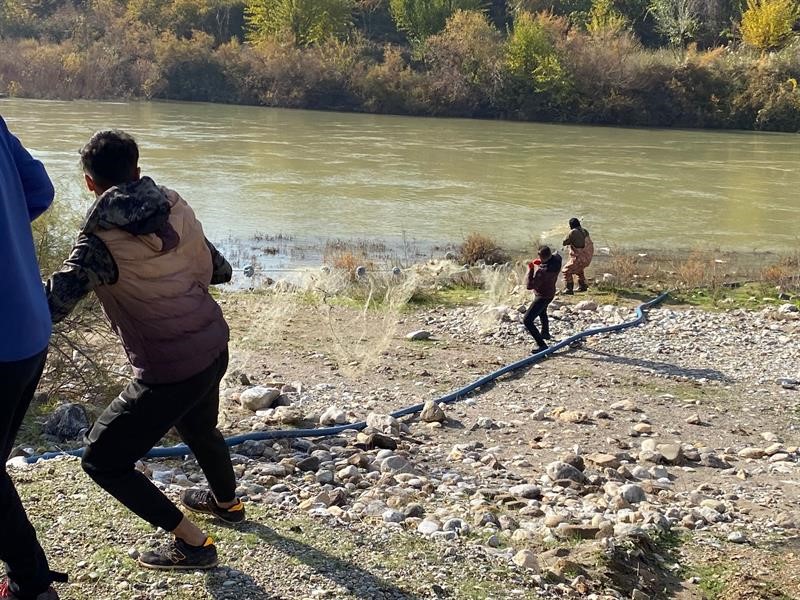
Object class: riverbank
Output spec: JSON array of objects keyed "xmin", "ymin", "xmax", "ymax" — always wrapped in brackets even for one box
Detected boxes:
[
  {"xmin": 1, "ymin": 15, "xmax": 800, "ymax": 133},
  {"xmin": 11, "ymin": 261, "xmax": 800, "ymax": 599}
]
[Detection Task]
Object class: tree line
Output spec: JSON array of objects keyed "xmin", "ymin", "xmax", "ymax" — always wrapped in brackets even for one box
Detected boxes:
[{"xmin": 0, "ymin": 0, "xmax": 798, "ymax": 130}]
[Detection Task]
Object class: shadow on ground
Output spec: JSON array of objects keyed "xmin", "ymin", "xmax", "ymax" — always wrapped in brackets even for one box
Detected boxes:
[
  {"xmin": 206, "ymin": 522, "xmax": 420, "ymax": 600},
  {"xmin": 206, "ymin": 570, "xmax": 276, "ymax": 600},
  {"xmin": 575, "ymin": 348, "xmax": 733, "ymax": 383}
]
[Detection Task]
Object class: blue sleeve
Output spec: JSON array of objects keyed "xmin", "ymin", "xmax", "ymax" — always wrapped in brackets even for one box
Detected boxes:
[{"xmin": 1, "ymin": 117, "xmax": 54, "ymax": 221}]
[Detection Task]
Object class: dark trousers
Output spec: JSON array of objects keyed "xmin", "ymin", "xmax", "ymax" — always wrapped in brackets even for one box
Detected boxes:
[
  {"xmin": 523, "ymin": 297, "xmax": 552, "ymax": 347},
  {"xmin": 0, "ymin": 350, "xmax": 52, "ymax": 598},
  {"xmin": 81, "ymin": 348, "xmax": 235, "ymax": 532}
]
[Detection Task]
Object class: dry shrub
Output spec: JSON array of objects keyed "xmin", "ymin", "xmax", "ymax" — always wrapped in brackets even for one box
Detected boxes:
[
  {"xmin": 761, "ymin": 252, "xmax": 800, "ymax": 291},
  {"xmin": 606, "ymin": 252, "xmax": 641, "ymax": 287},
  {"xmin": 330, "ymin": 251, "xmax": 361, "ymax": 272},
  {"xmin": 460, "ymin": 232, "xmax": 509, "ymax": 265},
  {"xmin": 356, "ymin": 46, "xmax": 425, "ymax": 114},
  {"xmin": 672, "ymin": 249, "xmax": 728, "ymax": 289},
  {"xmin": 33, "ymin": 198, "xmax": 124, "ymax": 401}
]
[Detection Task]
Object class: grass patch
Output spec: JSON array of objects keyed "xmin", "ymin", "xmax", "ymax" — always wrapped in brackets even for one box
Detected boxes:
[
  {"xmin": 407, "ymin": 285, "xmax": 484, "ymax": 308},
  {"xmin": 693, "ymin": 563, "xmax": 734, "ymax": 599}
]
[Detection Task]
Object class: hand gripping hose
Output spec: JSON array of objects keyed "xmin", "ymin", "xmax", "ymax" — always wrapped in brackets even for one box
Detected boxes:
[{"xmin": 26, "ymin": 292, "xmax": 669, "ymax": 464}]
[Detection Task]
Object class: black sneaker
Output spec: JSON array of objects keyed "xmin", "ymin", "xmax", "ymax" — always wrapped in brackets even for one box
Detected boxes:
[
  {"xmin": 0, "ymin": 572, "xmax": 66, "ymax": 599},
  {"xmin": 562, "ymin": 288, "xmax": 574, "ymax": 295},
  {"xmin": 541, "ymin": 332, "xmax": 552, "ymax": 340},
  {"xmin": 0, "ymin": 582, "xmax": 59, "ymax": 600},
  {"xmin": 531, "ymin": 344, "xmax": 548, "ymax": 354},
  {"xmin": 181, "ymin": 489, "xmax": 245, "ymax": 524},
  {"xmin": 138, "ymin": 537, "xmax": 218, "ymax": 570},
  {"xmin": 577, "ymin": 284, "xmax": 588, "ymax": 292}
]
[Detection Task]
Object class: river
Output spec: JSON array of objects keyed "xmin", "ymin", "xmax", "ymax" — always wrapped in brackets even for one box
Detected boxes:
[{"xmin": 2, "ymin": 98, "xmax": 798, "ymax": 254}]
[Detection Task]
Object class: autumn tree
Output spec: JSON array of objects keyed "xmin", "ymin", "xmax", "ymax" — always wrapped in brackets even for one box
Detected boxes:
[{"xmin": 741, "ymin": 0, "xmax": 799, "ymax": 51}]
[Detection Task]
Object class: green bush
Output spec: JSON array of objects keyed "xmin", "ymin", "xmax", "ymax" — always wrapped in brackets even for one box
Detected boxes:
[
  {"xmin": 389, "ymin": 0, "xmax": 486, "ymax": 41},
  {"xmin": 245, "ymin": 0, "xmax": 354, "ymax": 45}
]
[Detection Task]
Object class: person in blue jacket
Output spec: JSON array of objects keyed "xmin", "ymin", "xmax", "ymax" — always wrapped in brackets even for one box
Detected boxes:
[{"xmin": 0, "ymin": 116, "xmax": 65, "ymax": 600}]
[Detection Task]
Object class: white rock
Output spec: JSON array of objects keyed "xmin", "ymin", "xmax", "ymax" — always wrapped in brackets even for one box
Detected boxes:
[
  {"xmin": 239, "ymin": 386, "xmax": 281, "ymax": 411},
  {"xmin": 727, "ymin": 531, "xmax": 747, "ymax": 543},
  {"xmin": 406, "ymin": 330, "xmax": 432, "ymax": 341},
  {"xmin": 319, "ymin": 406, "xmax": 348, "ymax": 426},
  {"xmin": 417, "ymin": 519, "xmax": 441, "ymax": 535}
]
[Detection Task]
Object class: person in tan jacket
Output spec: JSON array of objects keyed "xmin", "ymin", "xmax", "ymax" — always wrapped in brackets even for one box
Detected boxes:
[
  {"xmin": 562, "ymin": 217, "xmax": 594, "ymax": 294},
  {"xmin": 45, "ymin": 130, "xmax": 244, "ymax": 571}
]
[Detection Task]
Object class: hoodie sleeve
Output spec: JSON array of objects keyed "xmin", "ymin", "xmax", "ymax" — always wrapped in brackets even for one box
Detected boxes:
[
  {"xmin": 46, "ymin": 233, "xmax": 119, "ymax": 323},
  {"xmin": 1, "ymin": 118, "xmax": 55, "ymax": 222},
  {"xmin": 206, "ymin": 238, "xmax": 232, "ymax": 285}
]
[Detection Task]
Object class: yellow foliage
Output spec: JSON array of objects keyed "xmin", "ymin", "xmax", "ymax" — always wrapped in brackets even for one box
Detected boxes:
[{"xmin": 741, "ymin": 0, "xmax": 799, "ymax": 51}]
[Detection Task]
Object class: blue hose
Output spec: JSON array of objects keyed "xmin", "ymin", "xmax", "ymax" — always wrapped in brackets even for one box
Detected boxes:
[{"xmin": 26, "ymin": 292, "xmax": 669, "ymax": 464}]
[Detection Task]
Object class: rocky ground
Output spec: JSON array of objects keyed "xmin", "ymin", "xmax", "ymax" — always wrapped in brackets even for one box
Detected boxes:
[{"xmin": 10, "ymin": 283, "xmax": 800, "ymax": 600}]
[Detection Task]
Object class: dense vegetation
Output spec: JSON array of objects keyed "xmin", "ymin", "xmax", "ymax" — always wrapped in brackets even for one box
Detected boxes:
[{"xmin": 1, "ymin": 0, "xmax": 799, "ymax": 130}]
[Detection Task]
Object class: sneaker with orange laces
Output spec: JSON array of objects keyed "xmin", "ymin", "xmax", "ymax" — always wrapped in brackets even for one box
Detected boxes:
[
  {"xmin": 180, "ymin": 489, "xmax": 245, "ymax": 524},
  {"xmin": 138, "ymin": 537, "xmax": 218, "ymax": 570}
]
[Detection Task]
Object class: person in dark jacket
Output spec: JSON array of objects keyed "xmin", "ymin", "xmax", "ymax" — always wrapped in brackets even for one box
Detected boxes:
[
  {"xmin": 45, "ymin": 130, "xmax": 243, "ymax": 571},
  {"xmin": 0, "ymin": 116, "xmax": 65, "ymax": 600},
  {"xmin": 523, "ymin": 246, "xmax": 562, "ymax": 352}
]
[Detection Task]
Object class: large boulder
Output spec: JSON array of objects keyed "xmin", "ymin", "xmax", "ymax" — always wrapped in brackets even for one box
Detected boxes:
[{"xmin": 43, "ymin": 403, "xmax": 90, "ymax": 440}]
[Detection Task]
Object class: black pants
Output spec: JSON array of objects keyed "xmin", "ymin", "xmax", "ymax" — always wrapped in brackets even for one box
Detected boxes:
[
  {"xmin": 0, "ymin": 349, "xmax": 52, "ymax": 598},
  {"xmin": 82, "ymin": 348, "xmax": 235, "ymax": 532},
  {"xmin": 523, "ymin": 297, "xmax": 552, "ymax": 347}
]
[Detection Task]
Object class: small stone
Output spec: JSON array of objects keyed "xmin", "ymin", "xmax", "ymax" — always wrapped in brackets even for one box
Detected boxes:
[
  {"xmin": 418, "ymin": 519, "xmax": 441, "ymax": 535},
  {"xmin": 366, "ymin": 413, "xmax": 401, "ymax": 435},
  {"xmin": 546, "ymin": 461, "xmax": 586, "ymax": 484},
  {"xmin": 508, "ymin": 484, "xmax": 541, "ymax": 499},
  {"xmin": 685, "ymin": 414, "xmax": 703, "ymax": 425},
  {"xmin": 631, "ymin": 590, "xmax": 650, "ymax": 600},
  {"xmin": 239, "ymin": 387, "xmax": 281, "ymax": 411},
  {"xmin": 658, "ymin": 444, "xmax": 682, "ymax": 463},
  {"xmin": 381, "ymin": 456, "xmax": 414, "ymax": 474},
  {"xmin": 475, "ymin": 417, "xmax": 496, "ymax": 430},
  {"xmin": 575, "ymin": 300, "xmax": 598, "ymax": 311},
  {"xmin": 406, "ymin": 330, "xmax": 432, "ymax": 341},
  {"xmin": 512, "ymin": 550, "xmax": 540, "ymax": 571},
  {"xmin": 620, "ymin": 484, "xmax": 646, "ymax": 504},
  {"xmin": 700, "ymin": 453, "xmax": 731, "ymax": 469},
  {"xmin": 738, "ymin": 447, "xmax": 765, "ymax": 459},
  {"xmin": 319, "ymin": 406, "xmax": 348, "ymax": 426},
  {"xmin": 359, "ymin": 433, "xmax": 398, "ymax": 451},
  {"xmin": 610, "ymin": 400, "xmax": 639, "ymax": 412},
  {"xmin": 727, "ymin": 531, "xmax": 747, "ymax": 544},
  {"xmin": 420, "ymin": 401, "xmax": 446, "ymax": 423},
  {"xmin": 553, "ymin": 408, "xmax": 590, "ymax": 424},
  {"xmin": 382, "ymin": 509, "xmax": 405, "ymax": 524},
  {"xmin": 295, "ymin": 456, "xmax": 321, "ymax": 472},
  {"xmin": 586, "ymin": 453, "xmax": 620, "ymax": 469}
]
